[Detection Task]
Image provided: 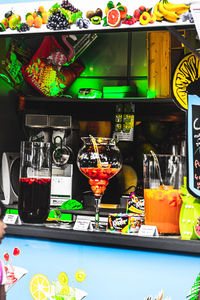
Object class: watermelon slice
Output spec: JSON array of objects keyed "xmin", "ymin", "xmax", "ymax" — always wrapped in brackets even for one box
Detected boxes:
[{"xmin": 194, "ymin": 225, "xmax": 200, "ymax": 239}]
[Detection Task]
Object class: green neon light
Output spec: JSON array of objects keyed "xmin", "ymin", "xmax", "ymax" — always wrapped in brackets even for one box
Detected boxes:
[
  {"xmin": 147, "ymin": 89, "xmax": 156, "ymax": 98},
  {"xmin": 0, "ymin": 73, "xmax": 11, "ymax": 84}
]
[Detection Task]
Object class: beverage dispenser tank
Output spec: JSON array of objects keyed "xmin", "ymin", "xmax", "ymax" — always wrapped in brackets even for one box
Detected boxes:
[{"xmin": 25, "ymin": 114, "xmax": 79, "ymax": 207}]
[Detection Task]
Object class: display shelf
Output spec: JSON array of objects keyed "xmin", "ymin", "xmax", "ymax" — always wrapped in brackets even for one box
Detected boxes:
[
  {"xmin": 0, "ymin": 24, "xmax": 195, "ymax": 39},
  {"xmin": 19, "ymin": 96, "xmax": 185, "ymax": 122},
  {"xmin": 0, "ymin": 0, "xmax": 195, "ymax": 38},
  {"xmin": 5, "ymin": 223, "xmax": 200, "ymax": 256},
  {"xmin": 23, "ymin": 96, "xmax": 174, "ymax": 104},
  {"xmin": 59, "ymin": 207, "xmax": 126, "ymax": 216}
]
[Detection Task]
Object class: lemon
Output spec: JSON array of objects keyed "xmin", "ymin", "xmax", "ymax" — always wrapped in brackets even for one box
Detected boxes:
[
  {"xmin": 75, "ymin": 270, "xmax": 86, "ymax": 282},
  {"xmin": 60, "ymin": 285, "xmax": 69, "ymax": 295},
  {"xmin": 116, "ymin": 164, "xmax": 137, "ymax": 193},
  {"xmin": 172, "ymin": 52, "xmax": 200, "ymax": 111},
  {"xmin": 29, "ymin": 274, "xmax": 51, "ymax": 300},
  {"xmin": 58, "ymin": 272, "xmax": 68, "ymax": 286}
]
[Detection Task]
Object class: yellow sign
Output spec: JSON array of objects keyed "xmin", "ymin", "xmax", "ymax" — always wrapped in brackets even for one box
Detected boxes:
[{"xmin": 172, "ymin": 52, "xmax": 200, "ymax": 111}]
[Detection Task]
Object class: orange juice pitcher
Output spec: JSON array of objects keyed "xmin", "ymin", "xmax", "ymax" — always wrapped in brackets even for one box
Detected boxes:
[{"xmin": 143, "ymin": 154, "xmax": 185, "ymax": 234}]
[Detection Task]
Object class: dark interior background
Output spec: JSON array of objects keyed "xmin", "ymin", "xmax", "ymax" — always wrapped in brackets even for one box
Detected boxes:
[{"xmin": 0, "ymin": 31, "xmax": 189, "ymax": 205}]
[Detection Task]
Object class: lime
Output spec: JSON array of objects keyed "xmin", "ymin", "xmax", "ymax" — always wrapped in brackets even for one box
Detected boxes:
[
  {"xmin": 58, "ymin": 272, "xmax": 68, "ymax": 286},
  {"xmin": 75, "ymin": 270, "xmax": 86, "ymax": 282}
]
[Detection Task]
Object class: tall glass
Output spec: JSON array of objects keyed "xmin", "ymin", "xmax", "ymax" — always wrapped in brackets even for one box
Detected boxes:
[
  {"xmin": 77, "ymin": 137, "xmax": 122, "ymax": 230},
  {"xmin": 18, "ymin": 141, "xmax": 52, "ymax": 223},
  {"xmin": 143, "ymin": 154, "xmax": 185, "ymax": 234}
]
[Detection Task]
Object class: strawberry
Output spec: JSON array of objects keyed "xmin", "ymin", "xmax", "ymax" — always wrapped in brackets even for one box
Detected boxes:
[
  {"xmin": 13, "ymin": 247, "xmax": 20, "ymax": 256},
  {"xmin": 4, "ymin": 252, "xmax": 9, "ymax": 262}
]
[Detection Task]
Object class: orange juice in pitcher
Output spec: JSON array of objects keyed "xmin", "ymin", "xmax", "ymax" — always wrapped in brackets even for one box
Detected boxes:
[{"xmin": 143, "ymin": 154, "xmax": 185, "ymax": 234}]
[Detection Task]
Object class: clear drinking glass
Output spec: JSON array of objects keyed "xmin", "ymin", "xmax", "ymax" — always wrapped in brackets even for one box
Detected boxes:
[
  {"xmin": 18, "ymin": 141, "xmax": 52, "ymax": 223},
  {"xmin": 77, "ymin": 137, "xmax": 122, "ymax": 230},
  {"xmin": 143, "ymin": 154, "xmax": 185, "ymax": 234}
]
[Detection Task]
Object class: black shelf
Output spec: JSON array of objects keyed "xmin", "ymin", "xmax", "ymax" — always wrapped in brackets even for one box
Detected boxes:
[
  {"xmin": 23, "ymin": 96, "xmax": 174, "ymax": 104},
  {"xmin": 5, "ymin": 224, "xmax": 200, "ymax": 256},
  {"xmin": 19, "ymin": 96, "xmax": 184, "ymax": 122},
  {"xmin": 0, "ymin": 24, "xmax": 195, "ymax": 39}
]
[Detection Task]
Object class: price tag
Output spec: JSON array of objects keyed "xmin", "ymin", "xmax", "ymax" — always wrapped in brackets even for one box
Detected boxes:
[
  {"xmin": 190, "ymin": 4, "xmax": 200, "ymax": 39},
  {"xmin": 3, "ymin": 214, "xmax": 21, "ymax": 225},
  {"xmin": 138, "ymin": 225, "xmax": 159, "ymax": 237},
  {"xmin": 73, "ymin": 216, "xmax": 93, "ymax": 231}
]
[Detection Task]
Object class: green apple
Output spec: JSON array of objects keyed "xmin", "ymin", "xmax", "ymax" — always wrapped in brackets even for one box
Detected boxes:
[
  {"xmin": 9, "ymin": 14, "xmax": 20, "ymax": 30},
  {"xmin": 15, "ymin": 14, "xmax": 21, "ymax": 22}
]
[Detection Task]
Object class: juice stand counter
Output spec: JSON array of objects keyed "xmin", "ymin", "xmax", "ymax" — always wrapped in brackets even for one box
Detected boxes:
[{"xmin": 2, "ymin": 223, "xmax": 200, "ymax": 300}]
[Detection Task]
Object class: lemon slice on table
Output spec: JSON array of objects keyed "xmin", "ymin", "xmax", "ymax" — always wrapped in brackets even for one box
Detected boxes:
[
  {"xmin": 29, "ymin": 274, "xmax": 51, "ymax": 300},
  {"xmin": 60, "ymin": 285, "xmax": 70, "ymax": 295},
  {"xmin": 172, "ymin": 52, "xmax": 200, "ymax": 111},
  {"xmin": 58, "ymin": 271, "xmax": 69, "ymax": 286},
  {"xmin": 75, "ymin": 270, "xmax": 86, "ymax": 282}
]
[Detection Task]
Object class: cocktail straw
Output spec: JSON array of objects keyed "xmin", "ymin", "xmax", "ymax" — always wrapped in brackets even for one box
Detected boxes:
[
  {"xmin": 150, "ymin": 150, "xmax": 165, "ymax": 188},
  {"xmin": 89, "ymin": 135, "xmax": 102, "ymax": 168}
]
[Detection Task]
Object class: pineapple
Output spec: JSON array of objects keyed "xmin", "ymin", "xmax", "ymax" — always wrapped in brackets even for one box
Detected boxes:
[{"xmin": 40, "ymin": 65, "xmax": 57, "ymax": 88}]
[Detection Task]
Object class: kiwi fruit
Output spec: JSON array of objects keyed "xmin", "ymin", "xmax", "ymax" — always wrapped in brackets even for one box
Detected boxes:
[
  {"xmin": 86, "ymin": 10, "xmax": 95, "ymax": 20},
  {"xmin": 95, "ymin": 8, "xmax": 103, "ymax": 18}
]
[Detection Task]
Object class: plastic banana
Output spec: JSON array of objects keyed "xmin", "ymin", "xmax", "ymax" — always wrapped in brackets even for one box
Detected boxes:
[
  {"xmin": 163, "ymin": 1, "xmax": 190, "ymax": 15},
  {"xmin": 153, "ymin": 3, "xmax": 164, "ymax": 21},
  {"xmin": 164, "ymin": 12, "xmax": 179, "ymax": 22},
  {"xmin": 158, "ymin": 2, "xmax": 179, "ymax": 22},
  {"xmin": 175, "ymin": 7, "xmax": 190, "ymax": 15}
]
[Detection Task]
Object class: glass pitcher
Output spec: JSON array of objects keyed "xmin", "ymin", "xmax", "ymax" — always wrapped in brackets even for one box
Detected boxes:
[
  {"xmin": 18, "ymin": 141, "xmax": 52, "ymax": 223},
  {"xmin": 143, "ymin": 154, "xmax": 186, "ymax": 234}
]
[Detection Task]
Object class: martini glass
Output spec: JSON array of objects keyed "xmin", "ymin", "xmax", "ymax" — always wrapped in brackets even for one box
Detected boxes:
[{"xmin": 77, "ymin": 136, "xmax": 122, "ymax": 230}]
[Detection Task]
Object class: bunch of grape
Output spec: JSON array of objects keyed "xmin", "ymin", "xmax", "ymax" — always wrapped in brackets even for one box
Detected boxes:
[
  {"xmin": 17, "ymin": 23, "xmax": 30, "ymax": 32},
  {"xmin": 61, "ymin": 0, "xmax": 80, "ymax": 13},
  {"xmin": 76, "ymin": 18, "xmax": 90, "ymax": 29},
  {"xmin": 46, "ymin": 11, "xmax": 70, "ymax": 30},
  {"xmin": 181, "ymin": 11, "xmax": 194, "ymax": 23}
]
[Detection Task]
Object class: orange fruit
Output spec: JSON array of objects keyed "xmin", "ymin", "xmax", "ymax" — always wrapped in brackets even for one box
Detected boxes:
[
  {"xmin": 38, "ymin": 6, "xmax": 45, "ymax": 13},
  {"xmin": 117, "ymin": 5, "xmax": 127, "ymax": 19},
  {"xmin": 26, "ymin": 15, "xmax": 34, "ymax": 27},
  {"xmin": 107, "ymin": 8, "xmax": 121, "ymax": 27},
  {"xmin": 34, "ymin": 16, "xmax": 42, "ymax": 28}
]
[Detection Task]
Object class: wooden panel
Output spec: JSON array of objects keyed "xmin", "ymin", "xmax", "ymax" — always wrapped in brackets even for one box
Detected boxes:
[{"xmin": 147, "ymin": 31, "xmax": 171, "ymax": 98}]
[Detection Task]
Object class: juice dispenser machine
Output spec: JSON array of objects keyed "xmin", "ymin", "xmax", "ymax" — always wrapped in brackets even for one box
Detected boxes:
[{"xmin": 25, "ymin": 114, "xmax": 75, "ymax": 206}]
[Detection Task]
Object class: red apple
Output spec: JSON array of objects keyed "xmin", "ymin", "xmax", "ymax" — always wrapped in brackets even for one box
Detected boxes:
[
  {"xmin": 134, "ymin": 9, "xmax": 141, "ymax": 21},
  {"xmin": 1, "ymin": 18, "xmax": 9, "ymax": 28},
  {"xmin": 139, "ymin": 6, "xmax": 146, "ymax": 12}
]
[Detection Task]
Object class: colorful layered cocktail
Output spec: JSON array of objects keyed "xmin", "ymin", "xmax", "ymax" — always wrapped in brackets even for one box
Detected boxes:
[
  {"xmin": 80, "ymin": 167, "xmax": 120, "ymax": 196},
  {"xmin": 77, "ymin": 137, "xmax": 122, "ymax": 230}
]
